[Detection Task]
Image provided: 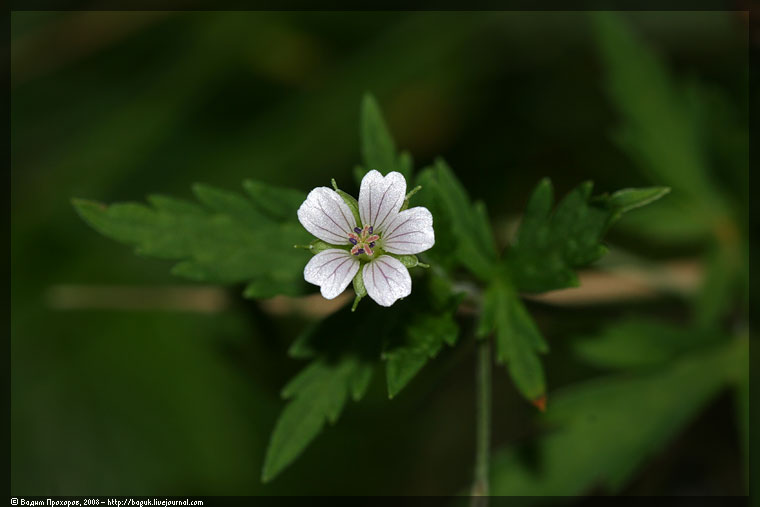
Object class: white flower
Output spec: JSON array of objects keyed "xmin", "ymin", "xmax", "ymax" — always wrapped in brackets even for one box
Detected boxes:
[{"xmin": 297, "ymin": 170, "xmax": 435, "ymax": 307}]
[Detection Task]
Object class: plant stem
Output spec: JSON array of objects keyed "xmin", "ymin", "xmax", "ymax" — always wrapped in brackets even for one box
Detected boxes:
[{"xmin": 471, "ymin": 337, "xmax": 492, "ymax": 506}]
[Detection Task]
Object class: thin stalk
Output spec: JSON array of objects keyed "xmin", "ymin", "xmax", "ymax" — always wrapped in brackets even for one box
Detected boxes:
[{"xmin": 471, "ymin": 337, "xmax": 492, "ymax": 506}]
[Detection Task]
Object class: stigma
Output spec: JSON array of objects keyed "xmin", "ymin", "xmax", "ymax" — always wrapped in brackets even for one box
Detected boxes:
[{"xmin": 349, "ymin": 225, "xmax": 380, "ymax": 256}]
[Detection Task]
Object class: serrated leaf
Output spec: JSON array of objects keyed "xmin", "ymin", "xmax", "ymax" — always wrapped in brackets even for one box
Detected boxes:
[
  {"xmin": 382, "ymin": 274, "xmax": 463, "ymax": 398},
  {"xmin": 487, "ymin": 281, "xmax": 547, "ymax": 402},
  {"xmin": 192, "ymin": 183, "xmax": 267, "ymax": 229},
  {"xmin": 507, "ymin": 179, "xmax": 667, "ymax": 293},
  {"xmin": 414, "ymin": 159, "xmax": 498, "ymax": 280},
  {"xmin": 385, "ymin": 311, "xmax": 459, "ymax": 399},
  {"xmin": 490, "ymin": 337, "xmax": 746, "ymax": 496},
  {"xmin": 72, "ymin": 180, "xmax": 311, "ymax": 298},
  {"xmin": 147, "ymin": 194, "xmax": 206, "ymax": 217},
  {"xmin": 262, "ymin": 357, "xmax": 371, "ymax": 482},
  {"xmin": 263, "ymin": 300, "xmax": 392, "ymax": 482},
  {"xmin": 243, "ymin": 180, "xmax": 305, "ymax": 222}
]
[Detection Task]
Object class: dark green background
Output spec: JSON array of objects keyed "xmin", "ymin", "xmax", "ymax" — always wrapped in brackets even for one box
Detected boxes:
[{"xmin": 11, "ymin": 11, "xmax": 748, "ymax": 496}]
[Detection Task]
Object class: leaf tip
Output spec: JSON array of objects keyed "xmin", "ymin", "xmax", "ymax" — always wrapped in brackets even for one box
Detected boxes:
[{"xmin": 531, "ymin": 395, "xmax": 547, "ymax": 412}]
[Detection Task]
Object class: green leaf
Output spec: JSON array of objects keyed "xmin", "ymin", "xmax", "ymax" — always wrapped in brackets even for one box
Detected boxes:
[
  {"xmin": 490, "ymin": 337, "xmax": 746, "ymax": 496},
  {"xmin": 351, "ymin": 269, "xmax": 367, "ymax": 312},
  {"xmin": 574, "ymin": 319, "xmax": 719, "ymax": 371},
  {"xmin": 592, "ymin": 11, "xmax": 726, "ymax": 219},
  {"xmin": 243, "ymin": 275, "xmax": 304, "ymax": 299},
  {"xmin": 72, "ymin": 180, "xmax": 311, "ymax": 297},
  {"xmin": 333, "ymin": 185, "xmax": 362, "ymax": 226},
  {"xmin": 262, "ymin": 357, "xmax": 372, "ymax": 482},
  {"xmin": 507, "ymin": 179, "xmax": 668, "ymax": 293},
  {"xmin": 415, "ymin": 159, "xmax": 498, "ymax": 280},
  {"xmin": 383, "ymin": 276, "xmax": 462, "ymax": 398},
  {"xmin": 485, "ymin": 281, "xmax": 548, "ymax": 403},
  {"xmin": 392, "ymin": 254, "xmax": 420, "ymax": 268},
  {"xmin": 242, "ymin": 179, "xmax": 305, "ymax": 222},
  {"xmin": 384, "ymin": 312, "xmax": 458, "ymax": 399},
  {"xmin": 358, "ymin": 93, "xmax": 406, "ymax": 179},
  {"xmin": 606, "ymin": 186, "xmax": 671, "ymax": 215},
  {"xmin": 263, "ymin": 294, "xmax": 400, "ymax": 481}
]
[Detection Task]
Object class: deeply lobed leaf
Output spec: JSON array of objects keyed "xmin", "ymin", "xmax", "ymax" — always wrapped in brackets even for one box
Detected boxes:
[
  {"xmin": 73, "ymin": 181, "xmax": 310, "ymax": 298},
  {"xmin": 262, "ymin": 357, "xmax": 373, "ymax": 483},
  {"xmin": 414, "ymin": 159, "xmax": 498, "ymax": 280},
  {"xmin": 507, "ymin": 179, "xmax": 669, "ymax": 293}
]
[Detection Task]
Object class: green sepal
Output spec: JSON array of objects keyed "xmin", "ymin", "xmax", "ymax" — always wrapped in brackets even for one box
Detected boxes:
[
  {"xmin": 351, "ymin": 269, "xmax": 367, "ymax": 312},
  {"xmin": 331, "ymin": 178, "xmax": 362, "ymax": 226},
  {"xmin": 400, "ymin": 185, "xmax": 422, "ymax": 211},
  {"xmin": 393, "ymin": 254, "xmax": 419, "ymax": 268},
  {"xmin": 307, "ymin": 239, "xmax": 334, "ymax": 255}
]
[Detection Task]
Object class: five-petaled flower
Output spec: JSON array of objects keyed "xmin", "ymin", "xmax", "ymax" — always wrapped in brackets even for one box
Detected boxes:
[{"xmin": 297, "ymin": 170, "xmax": 435, "ymax": 307}]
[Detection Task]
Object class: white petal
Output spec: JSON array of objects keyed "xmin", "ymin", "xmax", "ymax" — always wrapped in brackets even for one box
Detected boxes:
[
  {"xmin": 358, "ymin": 170, "xmax": 406, "ymax": 233},
  {"xmin": 304, "ymin": 249, "xmax": 360, "ymax": 300},
  {"xmin": 362, "ymin": 255, "xmax": 412, "ymax": 307},
  {"xmin": 381, "ymin": 206, "xmax": 435, "ymax": 255},
  {"xmin": 297, "ymin": 187, "xmax": 357, "ymax": 245}
]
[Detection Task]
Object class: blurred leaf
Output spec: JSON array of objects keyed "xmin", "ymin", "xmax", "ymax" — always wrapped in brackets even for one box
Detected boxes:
[
  {"xmin": 262, "ymin": 356, "xmax": 373, "ymax": 483},
  {"xmin": 574, "ymin": 319, "xmax": 719, "ymax": 371},
  {"xmin": 592, "ymin": 11, "xmax": 726, "ymax": 220},
  {"xmin": 606, "ymin": 187, "xmax": 671, "ymax": 214},
  {"xmin": 354, "ymin": 93, "xmax": 412, "ymax": 183},
  {"xmin": 360, "ymin": 94, "xmax": 397, "ymax": 175},
  {"xmin": 480, "ymin": 281, "xmax": 548, "ymax": 403},
  {"xmin": 682, "ymin": 79, "xmax": 748, "ymax": 216},
  {"xmin": 415, "ymin": 159, "xmax": 498, "ymax": 280},
  {"xmin": 507, "ymin": 178, "xmax": 668, "ymax": 293},
  {"xmin": 72, "ymin": 180, "xmax": 310, "ymax": 297},
  {"xmin": 490, "ymin": 337, "xmax": 746, "ymax": 496},
  {"xmin": 614, "ymin": 197, "xmax": 712, "ymax": 244},
  {"xmin": 694, "ymin": 240, "xmax": 746, "ymax": 330}
]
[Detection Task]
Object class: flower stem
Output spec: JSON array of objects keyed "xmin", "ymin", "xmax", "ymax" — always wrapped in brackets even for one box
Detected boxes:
[{"xmin": 471, "ymin": 337, "xmax": 491, "ymax": 506}]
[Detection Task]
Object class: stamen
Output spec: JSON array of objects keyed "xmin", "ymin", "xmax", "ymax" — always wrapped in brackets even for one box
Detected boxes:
[{"xmin": 347, "ymin": 224, "xmax": 380, "ymax": 257}]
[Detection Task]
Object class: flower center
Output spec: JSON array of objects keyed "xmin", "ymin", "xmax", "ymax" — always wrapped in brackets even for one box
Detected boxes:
[{"xmin": 348, "ymin": 225, "xmax": 380, "ymax": 256}]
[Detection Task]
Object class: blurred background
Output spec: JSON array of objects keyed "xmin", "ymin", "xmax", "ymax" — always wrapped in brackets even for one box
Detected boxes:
[{"xmin": 11, "ymin": 11, "xmax": 749, "ymax": 497}]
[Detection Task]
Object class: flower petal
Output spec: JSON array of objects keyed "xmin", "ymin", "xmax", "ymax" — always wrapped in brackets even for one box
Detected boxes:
[
  {"xmin": 358, "ymin": 170, "xmax": 406, "ymax": 233},
  {"xmin": 297, "ymin": 187, "xmax": 357, "ymax": 244},
  {"xmin": 362, "ymin": 255, "xmax": 411, "ymax": 307},
  {"xmin": 381, "ymin": 206, "xmax": 435, "ymax": 255},
  {"xmin": 304, "ymin": 249, "xmax": 360, "ymax": 300}
]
